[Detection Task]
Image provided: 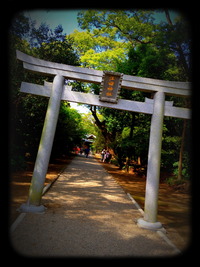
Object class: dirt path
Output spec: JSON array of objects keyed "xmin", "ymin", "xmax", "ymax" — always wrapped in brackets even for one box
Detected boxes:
[
  {"xmin": 10, "ymin": 154, "xmax": 191, "ymax": 252},
  {"xmin": 97, "ymin": 156, "xmax": 191, "ymax": 251},
  {"xmin": 9, "ymin": 156, "xmax": 73, "ymax": 224},
  {"xmin": 10, "ymin": 155, "xmax": 177, "ymax": 257}
]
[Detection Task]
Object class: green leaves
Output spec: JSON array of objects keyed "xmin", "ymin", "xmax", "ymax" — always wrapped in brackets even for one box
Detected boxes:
[
  {"xmin": 9, "ymin": 13, "xmax": 84, "ymax": 169},
  {"xmin": 69, "ymin": 30, "xmax": 128, "ymax": 70},
  {"xmin": 78, "ymin": 10, "xmax": 157, "ymax": 45},
  {"xmin": 77, "ymin": 9, "xmax": 190, "ymax": 80}
]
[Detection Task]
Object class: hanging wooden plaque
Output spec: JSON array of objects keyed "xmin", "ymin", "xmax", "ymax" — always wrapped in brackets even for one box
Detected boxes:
[{"xmin": 99, "ymin": 71, "xmax": 123, "ymax": 103}]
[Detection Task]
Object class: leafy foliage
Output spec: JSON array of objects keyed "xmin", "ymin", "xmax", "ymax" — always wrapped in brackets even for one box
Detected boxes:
[
  {"xmin": 51, "ymin": 103, "xmax": 86, "ymax": 158},
  {"xmin": 9, "ymin": 13, "xmax": 85, "ymax": 170},
  {"xmin": 69, "ymin": 30, "xmax": 128, "ymax": 70},
  {"xmin": 76, "ymin": 9, "xmax": 191, "ymax": 179},
  {"xmin": 77, "ymin": 9, "xmax": 191, "ymax": 80}
]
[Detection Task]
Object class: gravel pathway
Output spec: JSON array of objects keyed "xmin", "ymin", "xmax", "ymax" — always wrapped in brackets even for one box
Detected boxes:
[{"xmin": 10, "ymin": 155, "xmax": 178, "ymax": 258}]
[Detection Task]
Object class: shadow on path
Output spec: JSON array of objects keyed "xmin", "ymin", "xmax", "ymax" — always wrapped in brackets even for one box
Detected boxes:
[{"xmin": 10, "ymin": 155, "xmax": 178, "ymax": 258}]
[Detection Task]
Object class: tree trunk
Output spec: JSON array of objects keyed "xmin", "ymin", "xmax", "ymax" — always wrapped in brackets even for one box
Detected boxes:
[
  {"xmin": 137, "ymin": 156, "xmax": 141, "ymax": 165},
  {"xmin": 129, "ymin": 113, "xmax": 135, "ymax": 139},
  {"xmin": 125, "ymin": 157, "xmax": 130, "ymax": 172},
  {"xmin": 178, "ymin": 119, "xmax": 187, "ymax": 180},
  {"xmin": 90, "ymin": 106, "xmax": 113, "ymax": 145}
]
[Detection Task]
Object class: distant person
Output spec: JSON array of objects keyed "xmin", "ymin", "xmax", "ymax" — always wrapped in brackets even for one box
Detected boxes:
[
  {"xmin": 103, "ymin": 150, "xmax": 107, "ymax": 162},
  {"xmin": 85, "ymin": 147, "xmax": 90, "ymax": 158},
  {"xmin": 107, "ymin": 151, "xmax": 112, "ymax": 163},
  {"xmin": 103, "ymin": 150, "xmax": 108, "ymax": 162},
  {"xmin": 104, "ymin": 151, "xmax": 112, "ymax": 163},
  {"xmin": 101, "ymin": 149, "xmax": 106, "ymax": 161}
]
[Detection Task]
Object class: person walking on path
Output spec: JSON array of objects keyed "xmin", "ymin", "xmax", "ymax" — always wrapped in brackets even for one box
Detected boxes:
[
  {"xmin": 85, "ymin": 147, "xmax": 90, "ymax": 158},
  {"xmin": 101, "ymin": 148, "xmax": 106, "ymax": 161}
]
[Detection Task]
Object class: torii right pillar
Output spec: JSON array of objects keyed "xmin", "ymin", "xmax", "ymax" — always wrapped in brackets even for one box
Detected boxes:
[{"xmin": 137, "ymin": 91, "xmax": 165, "ymax": 230}]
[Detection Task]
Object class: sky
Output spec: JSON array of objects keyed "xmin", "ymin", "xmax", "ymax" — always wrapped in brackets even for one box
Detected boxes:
[
  {"xmin": 23, "ymin": 9, "xmax": 179, "ymax": 114},
  {"xmin": 24, "ymin": 9, "xmax": 179, "ymax": 34},
  {"xmin": 24, "ymin": 9, "xmax": 88, "ymax": 113},
  {"xmin": 24, "ymin": 10, "xmax": 82, "ymax": 35}
]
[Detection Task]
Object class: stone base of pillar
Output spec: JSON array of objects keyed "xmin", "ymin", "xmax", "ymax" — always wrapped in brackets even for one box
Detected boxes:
[
  {"xmin": 19, "ymin": 203, "xmax": 46, "ymax": 213},
  {"xmin": 137, "ymin": 218, "xmax": 165, "ymax": 232}
]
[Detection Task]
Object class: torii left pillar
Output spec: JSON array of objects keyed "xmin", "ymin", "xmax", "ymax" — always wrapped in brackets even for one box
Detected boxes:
[{"xmin": 20, "ymin": 75, "xmax": 64, "ymax": 213}]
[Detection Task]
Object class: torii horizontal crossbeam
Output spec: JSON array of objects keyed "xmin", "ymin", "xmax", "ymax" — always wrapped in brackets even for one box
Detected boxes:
[{"xmin": 20, "ymin": 81, "xmax": 191, "ymax": 119}]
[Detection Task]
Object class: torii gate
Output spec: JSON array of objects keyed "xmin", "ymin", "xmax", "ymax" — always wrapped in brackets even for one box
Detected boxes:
[{"xmin": 16, "ymin": 50, "xmax": 191, "ymax": 231}]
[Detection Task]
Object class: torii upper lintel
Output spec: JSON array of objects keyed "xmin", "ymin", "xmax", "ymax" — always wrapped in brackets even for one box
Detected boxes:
[{"xmin": 16, "ymin": 50, "xmax": 191, "ymax": 97}]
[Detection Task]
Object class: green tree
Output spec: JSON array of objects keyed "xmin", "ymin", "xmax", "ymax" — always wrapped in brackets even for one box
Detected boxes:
[
  {"xmin": 34, "ymin": 37, "xmax": 79, "ymax": 66},
  {"xmin": 69, "ymin": 29, "xmax": 128, "ymax": 70},
  {"xmin": 29, "ymin": 23, "xmax": 66, "ymax": 47},
  {"xmin": 76, "ymin": 9, "xmax": 191, "ymax": 176},
  {"xmin": 77, "ymin": 9, "xmax": 190, "ymax": 80},
  {"xmin": 51, "ymin": 103, "xmax": 86, "ymax": 158},
  {"xmin": 9, "ymin": 13, "xmax": 84, "ymax": 170},
  {"xmin": 77, "ymin": 10, "xmax": 157, "ymax": 45},
  {"xmin": 117, "ymin": 43, "xmax": 183, "ymax": 81}
]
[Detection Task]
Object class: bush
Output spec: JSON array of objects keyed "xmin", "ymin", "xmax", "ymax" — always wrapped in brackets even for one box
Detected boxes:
[
  {"xmin": 10, "ymin": 145, "xmax": 27, "ymax": 171},
  {"xmin": 172, "ymin": 152, "xmax": 191, "ymax": 180},
  {"xmin": 166, "ymin": 176, "xmax": 186, "ymax": 186}
]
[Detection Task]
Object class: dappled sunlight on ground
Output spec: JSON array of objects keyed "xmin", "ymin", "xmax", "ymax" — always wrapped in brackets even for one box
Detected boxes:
[
  {"xmin": 9, "ymin": 157, "xmax": 73, "ymax": 224},
  {"xmin": 10, "ymin": 156, "xmax": 179, "ymax": 257},
  {"xmin": 10, "ymin": 155, "xmax": 190, "ymax": 256},
  {"xmin": 41, "ymin": 157, "xmax": 146, "ymax": 242},
  {"xmin": 97, "ymin": 156, "xmax": 191, "ymax": 251}
]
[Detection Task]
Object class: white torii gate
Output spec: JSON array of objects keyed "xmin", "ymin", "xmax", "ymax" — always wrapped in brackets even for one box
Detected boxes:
[{"xmin": 16, "ymin": 50, "xmax": 191, "ymax": 230}]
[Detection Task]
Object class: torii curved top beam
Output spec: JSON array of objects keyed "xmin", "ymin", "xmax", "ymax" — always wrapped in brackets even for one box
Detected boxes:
[{"xmin": 16, "ymin": 50, "xmax": 191, "ymax": 97}]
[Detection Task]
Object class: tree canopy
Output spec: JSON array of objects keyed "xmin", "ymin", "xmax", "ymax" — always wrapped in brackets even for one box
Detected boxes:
[
  {"xmin": 9, "ymin": 13, "xmax": 86, "ymax": 170},
  {"xmin": 77, "ymin": 9, "xmax": 191, "ymax": 80},
  {"xmin": 69, "ymin": 29, "xmax": 128, "ymax": 70},
  {"xmin": 75, "ymin": 9, "xmax": 191, "ymax": 179}
]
